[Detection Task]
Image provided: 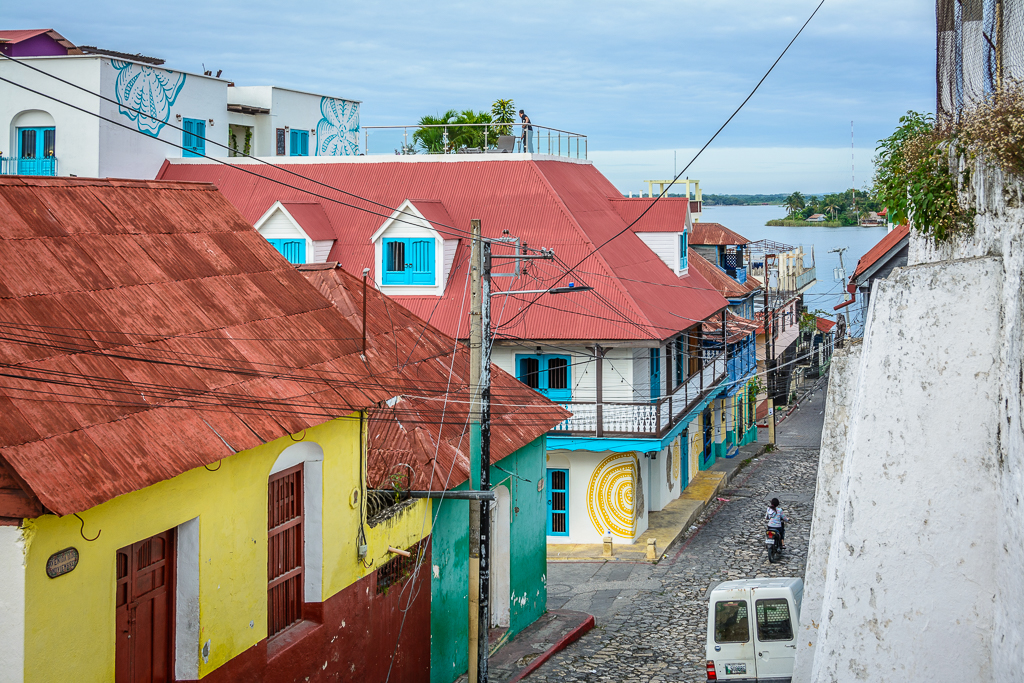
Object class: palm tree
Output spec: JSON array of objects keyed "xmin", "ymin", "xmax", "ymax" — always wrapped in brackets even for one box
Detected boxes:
[
  {"xmin": 823, "ymin": 195, "xmax": 841, "ymax": 220},
  {"xmin": 413, "ymin": 110, "xmax": 460, "ymax": 154},
  {"xmin": 784, "ymin": 191, "xmax": 805, "ymax": 217},
  {"xmin": 491, "ymin": 98, "xmax": 515, "ymax": 137},
  {"xmin": 413, "ymin": 109, "xmax": 494, "ymax": 153}
]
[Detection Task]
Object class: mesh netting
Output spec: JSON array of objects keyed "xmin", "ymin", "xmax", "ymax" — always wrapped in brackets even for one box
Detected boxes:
[{"xmin": 937, "ymin": 0, "xmax": 1024, "ymax": 122}]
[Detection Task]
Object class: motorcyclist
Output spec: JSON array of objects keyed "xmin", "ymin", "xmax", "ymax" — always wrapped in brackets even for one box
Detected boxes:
[{"xmin": 765, "ymin": 497, "xmax": 789, "ymax": 548}]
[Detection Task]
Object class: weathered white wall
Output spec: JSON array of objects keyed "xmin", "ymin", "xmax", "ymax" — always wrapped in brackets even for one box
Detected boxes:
[
  {"xmin": 0, "ymin": 525, "xmax": 25, "ymax": 683},
  {"xmin": 807, "ymin": 256, "xmax": 1003, "ymax": 682},
  {"xmin": 792, "ymin": 341, "xmax": 861, "ymax": 682},
  {"xmin": 635, "ymin": 232, "xmax": 680, "ymax": 274}
]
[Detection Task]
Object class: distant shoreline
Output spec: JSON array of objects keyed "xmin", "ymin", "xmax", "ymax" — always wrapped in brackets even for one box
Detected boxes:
[{"xmin": 766, "ymin": 218, "xmax": 844, "ymax": 227}]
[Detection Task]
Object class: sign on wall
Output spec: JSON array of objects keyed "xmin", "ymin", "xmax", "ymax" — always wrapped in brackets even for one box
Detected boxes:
[{"xmin": 46, "ymin": 547, "xmax": 79, "ymax": 578}]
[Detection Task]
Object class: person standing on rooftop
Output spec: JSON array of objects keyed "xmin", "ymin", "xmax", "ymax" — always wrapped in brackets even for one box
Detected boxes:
[{"xmin": 519, "ymin": 109, "xmax": 534, "ymax": 153}]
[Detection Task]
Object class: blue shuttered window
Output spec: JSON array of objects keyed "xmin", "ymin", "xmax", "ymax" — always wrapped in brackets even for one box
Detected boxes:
[
  {"xmin": 183, "ymin": 118, "xmax": 206, "ymax": 157},
  {"xmin": 679, "ymin": 230, "xmax": 688, "ymax": 270},
  {"xmin": 289, "ymin": 130, "xmax": 309, "ymax": 156},
  {"xmin": 516, "ymin": 354, "xmax": 572, "ymax": 401},
  {"xmin": 546, "ymin": 469, "xmax": 569, "ymax": 536},
  {"xmin": 382, "ymin": 238, "xmax": 435, "ymax": 285},
  {"xmin": 17, "ymin": 127, "xmax": 57, "ymax": 175},
  {"xmin": 267, "ymin": 238, "xmax": 305, "ymax": 264},
  {"xmin": 649, "ymin": 347, "xmax": 661, "ymax": 401}
]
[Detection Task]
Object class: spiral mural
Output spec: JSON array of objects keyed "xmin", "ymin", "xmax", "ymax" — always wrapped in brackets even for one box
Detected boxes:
[
  {"xmin": 586, "ymin": 453, "xmax": 641, "ymax": 538},
  {"xmin": 672, "ymin": 438, "xmax": 681, "ymax": 486}
]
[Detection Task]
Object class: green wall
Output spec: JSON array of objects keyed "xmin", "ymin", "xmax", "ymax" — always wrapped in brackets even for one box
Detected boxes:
[{"xmin": 430, "ymin": 436, "xmax": 548, "ymax": 683}]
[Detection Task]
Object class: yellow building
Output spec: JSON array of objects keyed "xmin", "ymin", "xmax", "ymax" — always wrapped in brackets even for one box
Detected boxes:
[{"xmin": 0, "ymin": 177, "xmax": 435, "ymax": 682}]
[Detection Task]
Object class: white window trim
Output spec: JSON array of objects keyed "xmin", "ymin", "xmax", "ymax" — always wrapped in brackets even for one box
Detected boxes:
[
  {"xmin": 370, "ymin": 199, "xmax": 454, "ymax": 296},
  {"xmin": 270, "ymin": 442, "xmax": 324, "ymax": 603}
]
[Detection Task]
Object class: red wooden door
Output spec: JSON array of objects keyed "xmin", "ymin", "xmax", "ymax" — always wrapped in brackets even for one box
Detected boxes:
[
  {"xmin": 116, "ymin": 529, "xmax": 175, "ymax": 683},
  {"xmin": 268, "ymin": 464, "xmax": 304, "ymax": 638}
]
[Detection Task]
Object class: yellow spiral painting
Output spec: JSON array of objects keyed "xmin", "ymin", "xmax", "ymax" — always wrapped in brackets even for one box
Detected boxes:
[
  {"xmin": 586, "ymin": 453, "xmax": 638, "ymax": 538},
  {"xmin": 672, "ymin": 438, "xmax": 681, "ymax": 483}
]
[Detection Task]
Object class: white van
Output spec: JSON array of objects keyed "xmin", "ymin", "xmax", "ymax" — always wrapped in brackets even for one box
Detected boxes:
[{"xmin": 705, "ymin": 577, "xmax": 803, "ymax": 682}]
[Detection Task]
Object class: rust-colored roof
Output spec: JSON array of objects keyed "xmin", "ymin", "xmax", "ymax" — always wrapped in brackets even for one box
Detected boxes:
[
  {"xmin": 851, "ymin": 224, "xmax": 910, "ymax": 281},
  {"xmin": 0, "ymin": 29, "xmax": 80, "ymax": 53},
  {"xmin": 280, "ymin": 201, "xmax": 335, "ymax": 241},
  {"xmin": 687, "ymin": 249, "xmax": 761, "ymax": 300},
  {"xmin": 816, "ymin": 316, "xmax": 836, "ymax": 333},
  {"xmin": 702, "ymin": 310, "xmax": 760, "ymax": 344},
  {"xmin": 689, "ymin": 222, "xmax": 750, "ymax": 246},
  {"xmin": 0, "ymin": 176, "xmax": 496, "ymax": 517},
  {"xmin": 609, "ymin": 197, "xmax": 690, "ymax": 232},
  {"xmin": 409, "ymin": 200, "xmax": 456, "ymax": 234},
  {"xmin": 299, "ymin": 265, "xmax": 569, "ymax": 491},
  {"xmin": 158, "ymin": 158, "xmax": 728, "ymax": 341}
]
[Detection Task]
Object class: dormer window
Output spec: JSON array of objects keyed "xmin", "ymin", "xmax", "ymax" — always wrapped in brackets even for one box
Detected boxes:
[{"xmin": 382, "ymin": 238, "xmax": 436, "ymax": 285}]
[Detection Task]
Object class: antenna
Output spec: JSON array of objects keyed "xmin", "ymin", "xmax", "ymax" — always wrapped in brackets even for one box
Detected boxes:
[{"xmin": 851, "ymin": 120, "xmax": 856, "ymax": 220}]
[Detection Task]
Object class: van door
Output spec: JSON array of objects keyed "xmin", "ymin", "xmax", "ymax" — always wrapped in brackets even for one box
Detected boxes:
[
  {"xmin": 751, "ymin": 590, "xmax": 797, "ymax": 679},
  {"xmin": 710, "ymin": 592, "xmax": 756, "ymax": 679}
]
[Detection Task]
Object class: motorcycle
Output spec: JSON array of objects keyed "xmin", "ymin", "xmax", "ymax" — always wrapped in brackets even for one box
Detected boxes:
[{"xmin": 765, "ymin": 526, "xmax": 783, "ymax": 563}]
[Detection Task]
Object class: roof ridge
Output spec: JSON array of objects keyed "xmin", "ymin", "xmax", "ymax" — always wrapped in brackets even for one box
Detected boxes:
[{"xmin": 525, "ymin": 161, "xmax": 658, "ymax": 337}]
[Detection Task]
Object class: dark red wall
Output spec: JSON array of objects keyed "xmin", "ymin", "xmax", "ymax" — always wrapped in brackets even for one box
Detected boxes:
[{"xmin": 192, "ymin": 539, "xmax": 431, "ymax": 683}]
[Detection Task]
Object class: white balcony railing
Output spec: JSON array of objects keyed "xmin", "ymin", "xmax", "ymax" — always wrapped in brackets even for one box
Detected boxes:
[{"xmin": 551, "ymin": 351, "xmax": 726, "ymax": 437}]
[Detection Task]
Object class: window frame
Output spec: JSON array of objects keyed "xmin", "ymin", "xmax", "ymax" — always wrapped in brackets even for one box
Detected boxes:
[
  {"xmin": 714, "ymin": 599, "xmax": 751, "ymax": 643},
  {"xmin": 381, "ymin": 237, "xmax": 437, "ymax": 286},
  {"xmin": 649, "ymin": 347, "xmax": 661, "ymax": 401},
  {"xmin": 755, "ymin": 598, "xmax": 794, "ymax": 642},
  {"xmin": 267, "ymin": 238, "xmax": 306, "ymax": 264},
  {"xmin": 182, "ymin": 118, "xmax": 206, "ymax": 158},
  {"xmin": 276, "ymin": 128, "xmax": 286, "ymax": 155},
  {"xmin": 289, "ymin": 130, "xmax": 310, "ymax": 157},
  {"xmin": 516, "ymin": 353, "xmax": 572, "ymax": 402},
  {"xmin": 546, "ymin": 468, "xmax": 569, "ymax": 536},
  {"xmin": 679, "ymin": 229, "xmax": 688, "ymax": 271}
]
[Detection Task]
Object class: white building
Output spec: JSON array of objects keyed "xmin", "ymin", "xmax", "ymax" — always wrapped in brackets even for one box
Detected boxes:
[{"xmin": 0, "ymin": 29, "xmax": 360, "ymax": 180}]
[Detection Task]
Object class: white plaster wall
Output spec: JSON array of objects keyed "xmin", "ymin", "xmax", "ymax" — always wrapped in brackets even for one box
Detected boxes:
[
  {"xmin": 0, "ymin": 526, "xmax": 25, "ymax": 683},
  {"xmin": 0, "ymin": 56, "xmax": 102, "ymax": 178},
  {"xmin": 636, "ymin": 232, "xmax": 680, "ymax": 274},
  {"xmin": 312, "ymin": 240, "xmax": 333, "ymax": 263},
  {"xmin": 175, "ymin": 517, "xmax": 200, "ymax": 680},
  {"xmin": 491, "ymin": 343, "xmax": 635, "ymax": 404},
  {"xmin": 647, "ymin": 444, "xmax": 678, "ymax": 512},
  {"xmin": 98, "ymin": 59, "xmax": 228, "ymax": 179},
  {"xmin": 546, "ymin": 449, "xmax": 648, "ymax": 544},
  {"xmin": 792, "ymin": 342, "xmax": 861, "ymax": 683},
  {"xmin": 809, "ymin": 256, "xmax": 1003, "ymax": 682}
]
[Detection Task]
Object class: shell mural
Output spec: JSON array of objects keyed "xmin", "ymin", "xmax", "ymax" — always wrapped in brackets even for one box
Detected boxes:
[
  {"xmin": 672, "ymin": 438, "xmax": 681, "ymax": 484},
  {"xmin": 586, "ymin": 453, "xmax": 642, "ymax": 538}
]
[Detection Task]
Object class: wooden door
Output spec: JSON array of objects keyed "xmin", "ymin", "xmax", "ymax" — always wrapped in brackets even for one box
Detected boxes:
[
  {"xmin": 116, "ymin": 529, "xmax": 175, "ymax": 683},
  {"xmin": 268, "ymin": 463, "xmax": 304, "ymax": 638}
]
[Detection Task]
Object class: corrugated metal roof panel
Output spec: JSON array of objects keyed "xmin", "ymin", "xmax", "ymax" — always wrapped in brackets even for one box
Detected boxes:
[
  {"xmin": 689, "ymin": 222, "xmax": 751, "ymax": 246},
  {"xmin": 0, "ymin": 176, "xmax": 497, "ymax": 516},
  {"xmin": 851, "ymin": 224, "xmax": 909, "ymax": 281},
  {"xmin": 160, "ymin": 158, "xmax": 729, "ymax": 341},
  {"xmin": 280, "ymin": 202, "xmax": 335, "ymax": 241},
  {"xmin": 687, "ymin": 249, "xmax": 761, "ymax": 299}
]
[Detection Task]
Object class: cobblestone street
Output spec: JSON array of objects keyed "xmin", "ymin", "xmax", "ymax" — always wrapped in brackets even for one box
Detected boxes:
[{"xmin": 534, "ymin": 388, "xmax": 826, "ymax": 682}]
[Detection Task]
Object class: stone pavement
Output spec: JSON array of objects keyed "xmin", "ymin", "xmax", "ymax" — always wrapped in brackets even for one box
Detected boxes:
[{"xmin": 530, "ymin": 388, "xmax": 827, "ymax": 682}]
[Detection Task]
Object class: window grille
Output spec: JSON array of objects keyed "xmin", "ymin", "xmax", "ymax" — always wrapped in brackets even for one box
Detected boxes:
[{"xmin": 376, "ymin": 538, "xmax": 427, "ymax": 594}]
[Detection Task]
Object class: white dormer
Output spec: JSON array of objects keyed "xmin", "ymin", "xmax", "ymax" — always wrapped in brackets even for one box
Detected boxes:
[
  {"xmin": 253, "ymin": 201, "xmax": 337, "ymax": 264},
  {"xmin": 370, "ymin": 199, "xmax": 459, "ymax": 296},
  {"xmin": 636, "ymin": 210, "xmax": 691, "ymax": 276}
]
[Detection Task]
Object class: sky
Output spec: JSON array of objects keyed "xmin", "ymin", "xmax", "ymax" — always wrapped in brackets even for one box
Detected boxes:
[{"xmin": 7, "ymin": 0, "xmax": 937, "ymax": 194}]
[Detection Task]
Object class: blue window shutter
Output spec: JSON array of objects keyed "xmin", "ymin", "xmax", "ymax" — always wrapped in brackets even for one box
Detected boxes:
[
  {"xmin": 680, "ymin": 231, "xmax": 688, "ymax": 270},
  {"xmin": 301, "ymin": 131, "xmax": 309, "ymax": 156},
  {"xmin": 183, "ymin": 119, "xmax": 205, "ymax": 157},
  {"xmin": 267, "ymin": 238, "xmax": 305, "ymax": 264},
  {"xmin": 289, "ymin": 131, "xmax": 309, "ymax": 156},
  {"xmin": 547, "ymin": 469, "xmax": 569, "ymax": 536},
  {"xmin": 289, "ymin": 131, "xmax": 297, "ymax": 156},
  {"xmin": 650, "ymin": 348, "xmax": 661, "ymax": 401},
  {"xmin": 408, "ymin": 238, "xmax": 435, "ymax": 284},
  {"xmin": 544, "ymin": 355, "xmax": 572, "ymax": 402},
  {"xmin": 195, "ymin": 120, "xmax": 206, "ymax": 156},
  {"xmin": 382, "ymin": 239, "xmax": 408, "ymax": 284}
]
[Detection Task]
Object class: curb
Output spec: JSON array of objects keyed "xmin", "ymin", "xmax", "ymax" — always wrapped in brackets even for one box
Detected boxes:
[{"xmin": 507, "ymin": 614, "xmax": 596, "ymax": 682}]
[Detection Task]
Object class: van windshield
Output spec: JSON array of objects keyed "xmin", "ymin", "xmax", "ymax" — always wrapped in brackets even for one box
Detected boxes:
[
  {"xmin": 755, "ymin": 598, "xmax": 794, "ymax": 641},
  {"xmin": 714, "ymin": 600, "xmax": 750, "ymax": 643}
]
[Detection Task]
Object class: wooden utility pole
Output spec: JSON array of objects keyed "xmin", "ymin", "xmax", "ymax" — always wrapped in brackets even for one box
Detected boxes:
[{"xmin": 468, "ymin": 219, "xmax": 492, "ymax": 683}]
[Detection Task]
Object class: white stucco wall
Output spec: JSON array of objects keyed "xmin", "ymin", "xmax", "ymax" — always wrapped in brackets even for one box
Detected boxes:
[
  {"xmin": 227, "ymin": 86, "xmax": 360, "ymax": 157},
  {"xmin": 0, "ymin": 525, "xmax": 26, "ymax": 683},
  {"xmin": 636, "ymin": 232, "xmax": 681, "ymax": 274},
  {"xmin": 808, "ymin": 256, "xmax": 1003, "ymax": 682},
  {"xmin": 792, "ymin": 342, "xmax": 861, "ymax": 682}
]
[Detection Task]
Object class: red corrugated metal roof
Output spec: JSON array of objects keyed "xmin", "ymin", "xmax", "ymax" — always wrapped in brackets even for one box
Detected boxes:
[
  {"xmin": 702, "ymin": 310, "xmax": 759, "ymax": 344},
  {"xmin": 1, "ymin": 176, "xmax": 534, "ymax": 517},
  {"xmin": 816, "ymin": 316, "xmax": 836, "ymax": 333},
  {"xmin": 689, "ymin": 222, "xmax": 750, "ymax": 246},
  {"xmin": 409, "ymin": 200, "xmax": 455, "ymax": 235},
  {"xmin": 280, "ymin": 201, "xmax": 335, "ymax": 241},
  {"xmin": 0, "ymin": 29, "xmax": 53, "ymax": 43},
  {"xmin": 851, "ymin": 224, "xmax": 910, "ymax": 281},
  {"xmin": 158, "ymin": 158, "xmax": 728, "ymax": 341},
  {"xmin": 687, "ymin": 249, "xmax": 761, "ymax": 299},
  {"xmin": 299, "ymin": 265, "xmax": 568, "ymax": 490},
  {"xmin": 609, "ymin": 197, "xmax": 690, "ymax": 232}
]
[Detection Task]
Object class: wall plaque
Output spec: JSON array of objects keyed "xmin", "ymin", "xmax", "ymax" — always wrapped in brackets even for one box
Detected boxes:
[{"xmin": 46, "ymin": 547, "xmax": 79, "ymax": 578}]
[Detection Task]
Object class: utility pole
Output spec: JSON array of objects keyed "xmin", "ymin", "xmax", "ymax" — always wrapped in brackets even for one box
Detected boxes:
[
  {"xmin": 763, "ymin": 254, "xmax": 777, "ymax": 447},
  {"xmin": 468, "ymin": 219, "xmax": 491, "ymax": 682}
]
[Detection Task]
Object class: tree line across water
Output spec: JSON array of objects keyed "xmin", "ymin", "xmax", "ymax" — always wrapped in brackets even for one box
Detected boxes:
[{"xmin": 768, "ymin": 190, "xmax": 885, "ymax": 227}]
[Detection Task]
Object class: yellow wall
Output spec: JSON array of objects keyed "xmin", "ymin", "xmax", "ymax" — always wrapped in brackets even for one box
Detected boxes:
[{"xmin": 20, "ymin": 413, "xmax": 430, "ymax": 681}]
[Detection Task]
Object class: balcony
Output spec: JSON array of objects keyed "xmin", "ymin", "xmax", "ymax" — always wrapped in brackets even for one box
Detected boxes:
[
  {"xmin": 551, "ymin": 351, "xmax": 726, "ymax": 438},
  {"xmin": 1, "ymin": 156, "xmax": 58, "ymax": 176},
  {"xmin": 362, "ymin": 123, "xmax": 587, "ymax": 159}
]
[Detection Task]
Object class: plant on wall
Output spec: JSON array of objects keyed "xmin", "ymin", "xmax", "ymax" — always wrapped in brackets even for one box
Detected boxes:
[
  {"xmin": 230, "ymin": 130, "xmax": 238, "ymax": 157},
  {"xmin": 243, "ymin": 128, "xmax": 252, "ymax": 156}
]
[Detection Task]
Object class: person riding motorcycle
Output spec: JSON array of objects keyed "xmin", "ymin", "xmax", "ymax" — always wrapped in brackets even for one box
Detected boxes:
[{"xmin": 765, "ymin": 498, "xmax": 789, "ymax": 548}]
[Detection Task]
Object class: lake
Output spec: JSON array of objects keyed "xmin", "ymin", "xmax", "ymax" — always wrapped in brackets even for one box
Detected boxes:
[{"xmin": 700, "ymin": 205, "xmax": 889, "ymax": 321}]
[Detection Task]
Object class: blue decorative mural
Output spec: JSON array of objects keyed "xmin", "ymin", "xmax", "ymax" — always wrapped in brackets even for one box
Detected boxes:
[
  {"xmin": 111, "ymin": 60, "xmax": 186, "ymax": 137},
  {"xmin": 315, "ymin": 97, "xmax": 360, "ymax": 156}
]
